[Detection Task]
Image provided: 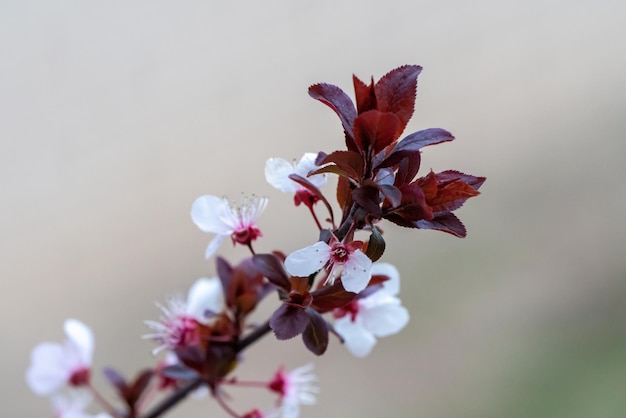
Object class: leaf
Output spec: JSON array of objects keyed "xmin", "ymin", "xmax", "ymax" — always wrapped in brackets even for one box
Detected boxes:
[
  {"xmin": 313, "ymin": 150, "xmax": 364, "ymax": 181},
  {"xmin": 127, "ymin": 369, "xmax": 154, "ymax": 407},
  {"xmin": 353, "ymin": 74, "xmax": 377, "ymax": 114},
  {"xmin": 374, "ymin": 65, "xmax": 422, "ymax": 136},
  {"xmin": 103, "ymin": 367, "xmax": 128, "ymax": 395},
  {"xmin": 161, "ymin": 364, "xmax": 200, "ymax": 381},
  {"xmin": 394, "ymin": 128, "xmax": 455, "ymax": 153},
  {"xmin": 308, "ymin": 83, "xmax": 358, "ymax": 144},
  {"xmin": 416, "ymin": 212, "xmax": 467, "ymax": 237},
  {"xmin": 364, "ymin": 226, "xmax": 385, "ymax": 262},
  {"xmin": 353, "ymin": 110, "xmax": 400, "ymax": 154},
  {"xmin": 252, "ymin": 254, "xmax": 291, "ymax": 291},
  {"xmin": 310, "ymin": 281, "xmax": 357, "ymax": 312},
  {"xmin": 435, "ymin": 170, "xmax": 486, "ymax": 191},
  {"xmin": 269, "ymin": 304, "xmax": 310, "ymax": 340},
  {"xmin": 216, "ymin": 257, "xmax": 233, "ymax": 304},
  {"xmin": 352, "ymin": 183, "xmax": 383, "ymax": 219},
  {"xmin": 302, "ymin": 308, "xmax": 329, "ymax": 355}
]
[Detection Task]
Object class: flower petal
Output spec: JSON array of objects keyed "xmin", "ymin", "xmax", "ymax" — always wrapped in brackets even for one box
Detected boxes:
[
  {"xmin": 334, "ymin": 317, "xmax": 376, "ymax": 358},
  {"xmin": 370, "ymin": 262, "xmax": 400, "ymax": 296},
  {"xmin": 64, "ymin": 319, "xmax": 94, "ymax": 366},
  {"xmin": 191, "ymin": 195, "xmax": 233, "ymax": 234},
  {"xmin": 26, "ymin": 343, "xmax": 69, "ymax": 395},
  {"xmin": 360, "ymin": 301, "xmax": 409, "ymax": 337},
  {"xmin": 204, "ymin": 234, "xmax": 226, "ymax": 259},
  {"xmin": 295, "ymin": 153, "xmax": 327, "ymax": 188},
  {"xmin": 186, "ymin": 277, "xmax": 224, "ymax": 322},
  {"xmin": 265, "ymin": 158, "xmax": 300, "ymax": 193},
  {"xmin": 284, "ymin": 241, "xmax": 331, "ymax": 277},
  {"xmin": 340, "ymin": 250, "xmax": 373, "ymax": 293}
]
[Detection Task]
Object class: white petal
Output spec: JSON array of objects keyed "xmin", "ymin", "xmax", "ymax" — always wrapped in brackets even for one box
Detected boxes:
[
  {"xmin": 26, "ymin": 343, "xmax": 69, "ymax": 395},
  {"xmin": 340, "ymin": 250, "xmax": 373, "ymax": 293},
  {"xmin": 360, "ymin": 301, "xmax": 409, "ymax": 337},
  {"xmin": 191, "ymin": 195, "xmax": 233, "ymax": 234},
  {"xmin": 64, "ymin": 319, "xmax": 94, "ymax": 366},
  {"xmin": 295, "ymin": 153, "xmax": 327, "ymax": 188},
  {"xmin": 186, "ymin": 277, "xmax": 225, "ymax": 322},
  {"xmin": 204, "ymin": 234, "xmax": 226, "ymax": 259},
  {"xmin": 334, "ymin": 317, "xmax": 376, "ymax": 358},
  {"xmin": 284, "ymin": 241, "xmax": 331, "ymax": 277},
  {"xmin": 370, "ymin": 262, "xmax": 400, "ymax": 296},
  {"xmin": 265, "ymin": 158, "xmax": 300, "ymax": 193}
]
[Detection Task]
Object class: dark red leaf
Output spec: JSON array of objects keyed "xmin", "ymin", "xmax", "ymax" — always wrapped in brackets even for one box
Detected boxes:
[
  {"xmin": 353, "ymin": 75, "xmax": 377, "ymax": 114},
  {"xmin": 161, "ymin": 364, "xmax": 199, "ymax": 381},
  {"xmin": 364, "ymin": 226, "xmax": 385, "ymax": 262},
  {"xmin": 103, "ymin": 367, "xmax": 128, "ymax": 395},
  {"xmin": 313, "ymin": 150, "xmax": 364, "ymax": 180},
  {"xmin": 374, "ymin": 65, "xmax": 422, "ymax": 136},
  {"xmin": 308, "ymin": 83, "xmax": 357, "ymax": 144},
  {"xmin": 352, "ymin": 183, "xmax": 382, "ymax": 219},
  {"xmin": 269, "ymin": 304, "xmax": 310, "ymax": 340},
  {"xmin": 302, "ymin": 308, "xmax": 329, "ymax": 355},
  {"xmin": 394, "ymin": 128, "xmax": 455, "ymax": 152},
  {"xmin": 435, "ymin": 170, "xmax": 486, "ymax": 191},
  {"xmin": 353, "ymin": 110, "xmax": 400, "ymax": 154},
  {"xmin": 252, "ymin": 254, "xmax": 290, "ymax": 291},
  {"xmin": 216, "ymin": 257, "xmax": 233, "ymax": 304},
  {"xmin": 416, "ymin": 212, "xmax": 467, "ymax": 237},
  {"xmin": 127, "ymin": 370, "xmax": 154, "ymax": 407},
  {"xmin": 379, "ymin": 184, "xmax": 402, "ymax": 208},
  {"xmin": 336, "ymin": 176, "xmax": 353, "ymax": 212},
  {"xmin": 311, "ymin": 281, "xmax": 357, "ymax": 312}
]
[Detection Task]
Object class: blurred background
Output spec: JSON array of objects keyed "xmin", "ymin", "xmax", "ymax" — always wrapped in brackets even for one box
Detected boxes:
[{"xmin": 2, "ymin": 0, "xmax": 626, "ymax": 417}]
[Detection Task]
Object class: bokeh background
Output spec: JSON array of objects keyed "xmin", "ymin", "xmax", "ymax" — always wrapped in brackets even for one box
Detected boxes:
[{"xmin": 2, "ymin": 0, "xmax": 626, "ymax": 417}]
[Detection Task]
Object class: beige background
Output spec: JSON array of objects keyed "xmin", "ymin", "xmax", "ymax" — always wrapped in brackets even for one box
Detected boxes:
[{"xmin": 2, "ymin": 0, "xmax": 626, "ymax": 417}]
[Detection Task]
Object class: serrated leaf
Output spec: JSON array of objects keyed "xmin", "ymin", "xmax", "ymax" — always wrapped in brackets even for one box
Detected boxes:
[
  {"xmin": 353, "ymin": 74, "xmax": 376, "ymax": 114},
  {"xmin": 302, "ymin": 308, "xmax": 329, "ymax": 355},
  {"xmin": 374, "ymin": 65, "xmax": 422, "ymax": 136},
  {"xmin": 353, "ymin": 110, "xmax": 400, "ymax": 154},
  {"xmin": 252, "ymin": 254, "xmax": 290, "ymax": 291},
  {"xmin": 416, "ymin": 212, "xmax": 467, "ymax": 237},
  {"xmin": 310, "ymin": 281, "xmax": 357, "ymax": 312},
  {"xmin": 269, "ymin": 304, "xmax": 310, "ymax": 340},
  {"xmin": 365, "ymin": 226, "xmax": 386, "ymax": 262},
  {"xmin": 309, "ymin": 83, "xmax": 357, "ymax": 144},
  {"xmin": 313, "ymin": 150, "xmax": 364, "ymax": 180}
]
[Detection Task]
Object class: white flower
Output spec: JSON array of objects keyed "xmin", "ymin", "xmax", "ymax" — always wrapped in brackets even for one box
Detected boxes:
[
  {"xmin": 51, "ymin": 389, "xmax": 111, "ymax": 418},
  {"xmin": 333, "ymin": 263, "xmax": 409, "ymax": 358},
  {"xmin": 284, "ymin": 236, "xmax": 372, "ymax": 293},
  {"xmin": 191, "ymin": 194, "xmax": 268, "ymax": 258},
  {"xmin": 144, "ymin": 277, "xmax": 225, "ymax": 354},
  {"xmin": 265, "ymin": 153, "xmax": 328, "ymax": 194},
  {"xmin": 26, "ymin": 319, "xmax": 94, "ymax": 396},
  {"xmin": 268, "ymin": 363, "xmax": 318, "ymax": 418}
]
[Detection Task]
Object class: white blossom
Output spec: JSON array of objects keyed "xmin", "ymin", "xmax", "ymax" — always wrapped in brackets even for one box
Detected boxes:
[
  {"xmin": 334, "ymin": 263, "xmax": 409, "ymax": 357},
  {"xmin": 269, "ymin": 363, "xmax": 318, "ymax": 418},
  {"xmin": 191, "ymin": 194, "xmax": 267, "ymax": 258},
  {"xmin": 144, "ymin": 277, "xmax": 225, "ymax": 354},
  {"xmin": 26, "ymin": 319, "xmax": 94, "ymax": 396},
  {"xmin": 265, "ymin": 153, "xmax": 327, "ymax": 193}
]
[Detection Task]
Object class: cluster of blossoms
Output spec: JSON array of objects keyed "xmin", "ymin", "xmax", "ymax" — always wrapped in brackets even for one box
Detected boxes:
[{"xmin": 27, "ymin": 65, "xmax": 484, "ymax": 417}]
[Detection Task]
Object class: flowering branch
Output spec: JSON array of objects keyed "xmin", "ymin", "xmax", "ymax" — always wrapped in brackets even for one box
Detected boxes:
[{"xmin": 26, "ymin": 65, "xmax": 485, "ymax": 418}]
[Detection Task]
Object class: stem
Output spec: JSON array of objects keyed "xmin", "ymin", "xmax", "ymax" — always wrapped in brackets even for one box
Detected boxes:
[
  {"xmin": 214, "ymin": 390, "xmax": 241, "ymax": 418},
  {"xmin": 87, "ymin": 382, "xmax": 120, "ymax": 418},
  {"xmin": 235, "ymin": 320, "xmax": 271, "ymax": 353},
  {"xmin": 308, "ymin": 205, "xmax": 323, "ymax": 231},
  {"xmin": 140, "ymin": 379, "xmax": 203, "ymax": 418}
]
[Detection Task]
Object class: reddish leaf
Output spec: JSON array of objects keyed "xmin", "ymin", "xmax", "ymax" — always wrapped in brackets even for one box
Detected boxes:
[
  {"xmin": 435, "ymin": 170, "xmax": 486, "ymax": 191},
  {"xmin": 127, "ymin": 370, "xmax": 154, "ymax": 407},
  {"xmin": 252, "ymin": 254, "xmax": 291, "ymax": 291},
  {"xmin": 374, "ymin": 65, "xmax": 422, "ymax": 136},
  {"xmin": 394, "ymin": 128, "xmax": 455, "ymax": 152},
  {"xmin": 103, "ymin": 367, "xmax": 128, "ymax": 395},
  {"xmin": 216, "ymin": 257, "xmax": 233, "ymax": 303},
  {"xmin": 302, "ymin": 308, "xmax": 329, "ymax": 356},
  {"xmin": 417, "ymin": 171, "xmax": 483, "ymax": 213},
  {"xmin": 353, "ymin": 75, "xmax": 377, "ymax": 114},
  {"xmin": 353, "ymin": 110, "xmax": 400, "ymax": 154},
  {"xmin": 364, "ymin": 226, "xmax": 385, "ymax": 262},
  {"xmin": 336, "ymin": 175, "xmax": 353, "ymax": 211},
  {"xmin": 308, "ymin": 83, "xmax": 357, "ymax": 143},
  {"xmin": 269, "ymin": 304, "xmax": 310, "ymax": 340},
  {"xmin": 311, "ymin": 281, "xmax": 357, "ymax": 312},
  {"xmin": 313, "ymin": 150, "xmax": 364, "ymax": 181},
  {"xmin": 379, "ymin": 184, "xmax": 402, "ymax": 208},
  {"xmin": 352, "ymin": 183, "xmax": 383, "ymax": 219},
  {"xmin": 416, "ymin": 212, "xmax": 467, "ymax": 237}
]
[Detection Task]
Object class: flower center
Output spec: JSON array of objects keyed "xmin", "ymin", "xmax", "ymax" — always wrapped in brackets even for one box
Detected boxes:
[
  {"xmin": 168, "ymin": 316, "xmax": 200, "ymax": 348},
  {"xmin": 232, "ymin": 225, "xmax": 262, "ymax": 246},
  {"xmin": 68, "ymin": 366, "xmax": 90, "ymax": 387},
  {"xmin": 330, "ymin": 243, "xmax": 349, "ymax": 263}
]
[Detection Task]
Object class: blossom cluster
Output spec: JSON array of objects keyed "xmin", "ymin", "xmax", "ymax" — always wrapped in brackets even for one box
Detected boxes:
[{"xmin": 26, "ymin": 65, "xmax": 484, "ymax": 418}]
